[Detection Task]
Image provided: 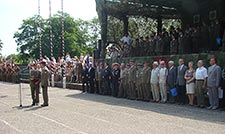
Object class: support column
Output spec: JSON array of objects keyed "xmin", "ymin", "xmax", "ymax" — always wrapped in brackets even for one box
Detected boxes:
[
  {"xmin": 123, "ymin": 15, "xmax": 129, "ymax": 34},
  {"xmin": 157, "ymin": 16, "xmax": 162, "ymax": 33},
  {"xmin": 100, "ymin": 10, "xmax": 108, "ymax": 59}
]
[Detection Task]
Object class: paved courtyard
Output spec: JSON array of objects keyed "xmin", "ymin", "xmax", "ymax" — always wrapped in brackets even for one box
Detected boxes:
[{"xmin": 0, "ymin": 82, "xmax": 225, "ymax": 134}]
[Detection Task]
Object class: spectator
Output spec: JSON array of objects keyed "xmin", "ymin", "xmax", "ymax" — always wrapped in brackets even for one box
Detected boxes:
[
  {"xmin": 121, "ymin": 33, "xmax": 132, "ymax": 45},
  {"xmin": 176, "ymin": 59, "xmax": 188, "ymax": 105},
  {"xmin": 167, "ymin": 61, "xmax": 177, "ymax": 103},
  {"xmin": 195, "ymin": 60, "xmax": 208, "ymax": 108},
  {"xmin": 150, "ymin": 61, "xmax": 160, "ymax": 102},
  {"xmin": 184, "ymin": 61, "xmax": 195, "ymax": 106},
  {"xmin": 158, "ymin": 61, "xmax": 168, "ymax": 103}
]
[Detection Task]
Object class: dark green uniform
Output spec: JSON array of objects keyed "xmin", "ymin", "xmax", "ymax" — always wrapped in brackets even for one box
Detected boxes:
[
  {"xmin": 41, "ymin": 66, "xmax": 50, "ymax": 106},
  {"xmin": 30, "ymin": 68, "xmax": 41, "ymax": 105}
]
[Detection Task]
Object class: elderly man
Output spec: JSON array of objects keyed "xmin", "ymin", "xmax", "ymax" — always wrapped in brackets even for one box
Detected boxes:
[
  {"xmin": 167, "ymin": 61, "xmax": 177, "ymax": 103},
  {"xmin": 176, "ymin": 59, "xmax": 188, "ymax": 105},
  {"xmin": 150, "ymin": 61, "xmax": 160, "ymax": 102},
  {"xmin": 195, "ymin": 60, "xmax": 208, "ymax": 108},
  {"xmin": 207, "ymin": 57, "xmax": 221, "ymax": 110}
]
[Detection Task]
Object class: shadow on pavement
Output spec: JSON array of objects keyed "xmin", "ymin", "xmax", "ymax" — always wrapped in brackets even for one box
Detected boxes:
[{"xmin": 66, "ymin": 93, "xmax": 225, "ymax": 125}]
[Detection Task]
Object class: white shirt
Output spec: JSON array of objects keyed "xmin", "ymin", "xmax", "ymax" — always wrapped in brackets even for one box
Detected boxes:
[
  {"xmin": 121, "ymin": 36, "xmax": 131, "ymax": 45},
  {"xmin": 159, "ymin": 67, "xmax": 168, "ymax": 84},
  {"xmin": 180, "ymin": 64, "xmax": 184, "ymax": 71},
  {"xmin": 150, "ymin": 67, "xmax": 159, "ymax": 84},
  {"xmin": 195, "ymin": 66, "xmax": 208, "ymax": 80}
]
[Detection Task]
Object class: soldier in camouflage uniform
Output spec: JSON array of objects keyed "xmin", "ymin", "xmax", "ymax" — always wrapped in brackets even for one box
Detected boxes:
[{"xmin": 29, "ymin": 63, "xmax": 41, "ymax": 106}]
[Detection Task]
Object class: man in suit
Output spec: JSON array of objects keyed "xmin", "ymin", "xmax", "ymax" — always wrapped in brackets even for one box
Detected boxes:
[
  {"xmin": 207, "ymin": 57, "xmax": 221, "ymax": 110},
  {"xmin": 102, "ymin": 62, "xmax": 112, "ymax": 95},
  {"xmin": 167, "ymin": 61, "xmax": 177, "ymax": 103},
  {"xmin": 40, "ymin": 60, "xmax": 50, "ymax": 107},
  {"xmin": 81, "ymin": 67, "xmax": 89, "ymax": 93},
  {"xmin": 88, "ymin": 63, "xmax": 95, "ymax": 93},
  {"xmin": 176, "ymin": 59, "xmax": 188, "ymax": 105}
]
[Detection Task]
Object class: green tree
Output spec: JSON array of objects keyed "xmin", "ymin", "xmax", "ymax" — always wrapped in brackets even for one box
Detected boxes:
[{"xmin": 14, "ymin": 12, "xmax": 95, "ymax": 63}]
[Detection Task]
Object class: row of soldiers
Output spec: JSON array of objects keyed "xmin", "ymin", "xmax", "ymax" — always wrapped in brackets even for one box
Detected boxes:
[
  {"xmin": 82, "ymin": 60, "xmax": 151, "ymax": 101},
  {"xmin": 0, "ymin": 63, "xmax": 20, "ymax": 83}
]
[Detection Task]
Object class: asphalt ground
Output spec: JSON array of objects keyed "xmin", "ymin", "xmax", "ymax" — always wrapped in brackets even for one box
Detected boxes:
[{"xmin": 0, "ymin": 82, "xmax": 225, "ymax": 134}]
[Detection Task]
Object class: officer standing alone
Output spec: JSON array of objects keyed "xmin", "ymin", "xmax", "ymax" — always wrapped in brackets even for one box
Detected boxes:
[{"xmin": 40, "ymin": 60, "xmax": 50, "ymax": 107}]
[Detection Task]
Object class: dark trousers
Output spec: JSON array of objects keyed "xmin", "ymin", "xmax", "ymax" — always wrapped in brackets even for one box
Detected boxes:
[
  {"xmin": 95, "ymin": 80, "xmax": 99, "ymax": 94},
  {"xmin": 104, "ymin": 80, "xmax": 111, "ymax": 95},
  {"xmin": 82, "ymin": 80, "xmax": 88, "ymax": 92},
  {"xmin": 112, "ymin": 80, "xmax": 119, "ymax": 97},
  {"xmin": 42, "ymin": 86, "xmax": 48, "ymax": 105},
  {"xmin": 177, "ymin": 85, "xmax": 186, "ymax": 104},
  {"xmin": 30, "ymin": 84, "xmax": 40, "ymax": 104},
  {"xmin": 88, "ymin": 79, "xmax": 95, "ymax": 93},
  {"xmin": 168, "ymin": 84, "xmax": 175, "ymax": 103}
]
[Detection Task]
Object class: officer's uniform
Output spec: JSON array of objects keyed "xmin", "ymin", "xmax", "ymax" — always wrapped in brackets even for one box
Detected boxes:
[
  {"xmin": 118, "ymin": 67, "xmax": 126, "ymax": 98},
  {"xmin": 30, "ymin": 65, "xmax": 41, "ymax": 105},
  {"xmin": 136, "ymin": 64, "xmax": 143, "ymax": 100},
  {"xmin": 95, "ymin": 65, "xmax": 103, "ymax": 94},
  {"xmin": 41, "ymin": 62, "xmax": 50, "ymax": 106},
  {"xmin": 128, "ymin": 63, "xmax": 137, "ymax": 99},
  {"xmin": 141, "ymin": 66, "xmax": 151, "ymax": 101}
]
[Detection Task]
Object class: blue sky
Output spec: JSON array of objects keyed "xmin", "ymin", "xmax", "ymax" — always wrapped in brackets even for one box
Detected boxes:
[{"xmin": 0, "ymin": 0, "xmax": 97, "ymax": 56}]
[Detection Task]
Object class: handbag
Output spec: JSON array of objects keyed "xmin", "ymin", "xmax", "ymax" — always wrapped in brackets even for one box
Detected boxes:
[{"xmin": 170, "ymin": 88, "xmax": 178, "ymax": 97}]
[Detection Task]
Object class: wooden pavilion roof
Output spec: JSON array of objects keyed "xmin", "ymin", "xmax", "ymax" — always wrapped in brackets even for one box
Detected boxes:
[{"xmin": 96, "ymin": 0, "xmax": 210, "ymax": 19}]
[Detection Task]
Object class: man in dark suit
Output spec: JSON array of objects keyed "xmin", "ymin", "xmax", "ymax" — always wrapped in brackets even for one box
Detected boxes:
[
  {"xmin": 176, "ymin": 59, "xmax": 188, "ymax": 105},
  {"xmin": 81, "ymin": 67, "xmax": 88, "ymax": 93},
  {"xmin": 88, "ymin": 63, "xmax": 95, "ymax": 93},
  {"xmin": 112, "ymin": 63, "xmax": 120, "ymax": 97},
  {"xmin": 167, "ymin": 61, "xmax": 177, "ymax": 103},
  {"xmin": 102, "ymin": 63, "xmax": 112, "ymax": 95}
]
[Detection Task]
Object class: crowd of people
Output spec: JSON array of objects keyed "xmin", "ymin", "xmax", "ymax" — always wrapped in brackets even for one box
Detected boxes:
[
  {"xmin": 0, "ymin": 59, "xmax": 20, "ymax": 83},
  {"xmin": 29, "ymin": 54, "xmax": 89, "ymax": 84},
  {"xmin": 82, "ymin": 57, "xmax": 225, "ymax": 110},
  {"xmin": 109, "ymin": 23, "xmax": 225, "ymax": 58}
]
